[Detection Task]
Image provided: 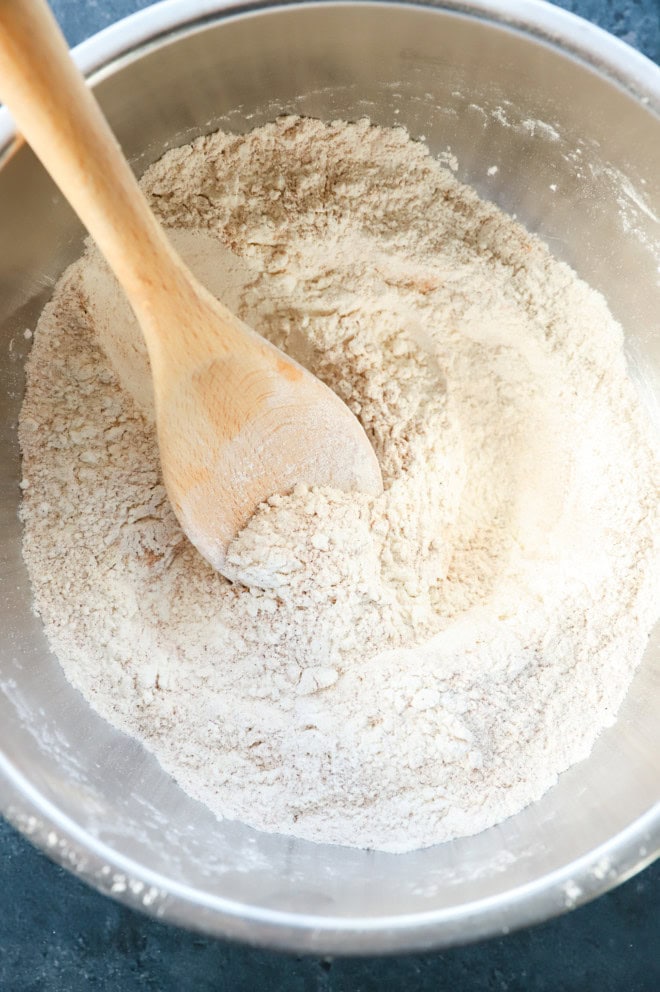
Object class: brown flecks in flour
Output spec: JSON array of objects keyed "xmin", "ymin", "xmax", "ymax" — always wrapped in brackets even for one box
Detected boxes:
[{"xmin": 19, "ymin": 118, "xmax": 660, "ymax": 852}]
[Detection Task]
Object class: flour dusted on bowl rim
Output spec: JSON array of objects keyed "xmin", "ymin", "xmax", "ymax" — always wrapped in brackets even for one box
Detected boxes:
[{"xmin": 19, "ymin": 117, "xmax": 660, "ymax": 852}]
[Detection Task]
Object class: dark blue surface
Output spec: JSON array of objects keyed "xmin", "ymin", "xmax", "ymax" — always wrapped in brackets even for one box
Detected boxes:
[{"xmin": 2, "ymin": 2, "xmax": 659, "ymax": 989}]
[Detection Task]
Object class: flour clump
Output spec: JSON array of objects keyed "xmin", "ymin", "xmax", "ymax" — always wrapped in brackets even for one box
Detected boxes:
[{"xmin": 19, "ymin": 117, "xmax": 660, "ymax": 852}]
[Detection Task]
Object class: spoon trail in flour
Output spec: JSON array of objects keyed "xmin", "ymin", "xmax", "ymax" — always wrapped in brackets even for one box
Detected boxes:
[{"xmin": 0, "ymin": 0, "xmax": 383, "ymax": 572}]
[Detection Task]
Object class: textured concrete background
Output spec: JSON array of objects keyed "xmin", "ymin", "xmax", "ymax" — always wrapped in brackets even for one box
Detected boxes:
[{"xmin": 1, "ymin": 1, "xmax": 659, "ymax": 988}]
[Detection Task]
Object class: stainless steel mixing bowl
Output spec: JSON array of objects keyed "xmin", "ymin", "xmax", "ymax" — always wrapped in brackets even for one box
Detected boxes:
[{"xmin": 1, "ymin": 0, "xmax": 658, "ymax": 955}]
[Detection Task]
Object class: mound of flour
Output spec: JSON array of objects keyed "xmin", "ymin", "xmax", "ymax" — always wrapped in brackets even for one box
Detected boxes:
[{"xmin": 19, "ymin": 117, "xmax": 659, "ymax": 852}]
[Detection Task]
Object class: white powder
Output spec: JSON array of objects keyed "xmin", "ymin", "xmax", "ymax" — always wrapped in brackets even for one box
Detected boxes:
[{"xmin": 19, "ymin": 117, "xmax": 660, "ymax": 853}]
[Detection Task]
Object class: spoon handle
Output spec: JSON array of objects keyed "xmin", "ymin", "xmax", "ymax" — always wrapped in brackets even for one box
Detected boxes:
[{"xmin": 0, "ymin": 0, "xmax": 187, "ymax": 338}]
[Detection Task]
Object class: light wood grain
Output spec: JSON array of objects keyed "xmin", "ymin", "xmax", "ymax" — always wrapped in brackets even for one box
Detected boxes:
[{"xmin": 0, "ymin": 0, "xmax": 383, "ymax": 572}]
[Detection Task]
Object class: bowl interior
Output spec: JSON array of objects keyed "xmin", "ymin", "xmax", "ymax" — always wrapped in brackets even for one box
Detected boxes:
[{"xmin": 0, "ymin": 1, "xmax": 659, "ymax": 954}]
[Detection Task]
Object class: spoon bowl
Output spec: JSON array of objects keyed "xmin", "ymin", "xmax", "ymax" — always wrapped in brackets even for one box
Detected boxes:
[{"xmin": 147, "ymin": 276, "xmax": 382, "ymax": 570}]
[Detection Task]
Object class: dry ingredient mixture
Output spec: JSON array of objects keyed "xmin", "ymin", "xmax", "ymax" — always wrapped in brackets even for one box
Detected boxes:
[{"xmin": 19, "ymin": 118, "xmax": 660, "ymax": 852}]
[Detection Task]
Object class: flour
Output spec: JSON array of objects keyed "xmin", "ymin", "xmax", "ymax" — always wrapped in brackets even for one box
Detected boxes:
[{"xmin": 19, "ymin": 117, "xmax": 660, "ymax": 852}]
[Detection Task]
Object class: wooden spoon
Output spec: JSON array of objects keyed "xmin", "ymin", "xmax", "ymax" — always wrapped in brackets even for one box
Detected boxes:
[{"xmin": 0, "ymin": 0, "xmax": 383, "ymax": 572}]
